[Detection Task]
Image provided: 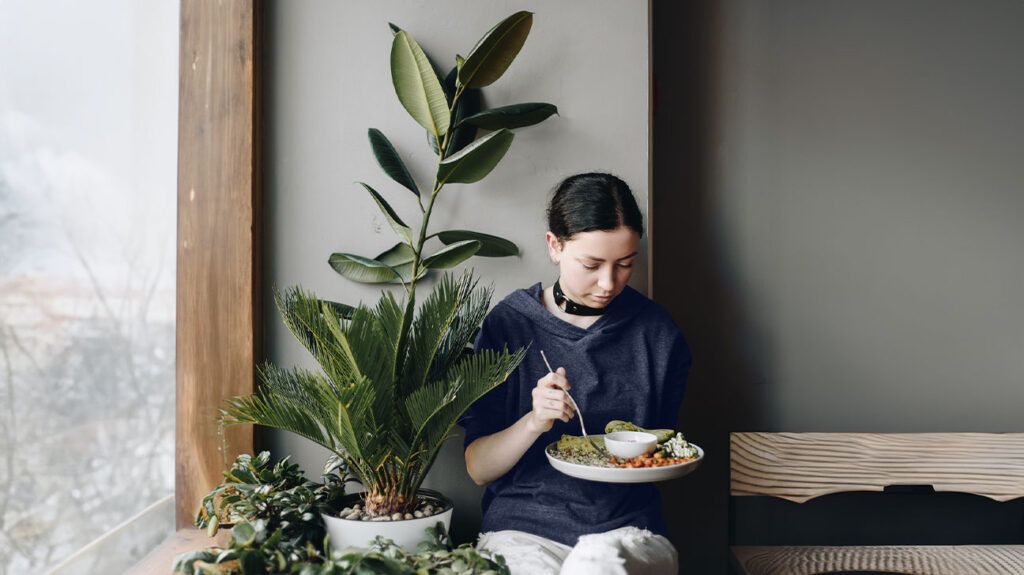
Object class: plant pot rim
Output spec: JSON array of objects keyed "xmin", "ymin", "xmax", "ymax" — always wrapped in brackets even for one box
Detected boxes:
[{"xmin": 329, "ymin": 488, "xmax": 454, "ymax": 520}]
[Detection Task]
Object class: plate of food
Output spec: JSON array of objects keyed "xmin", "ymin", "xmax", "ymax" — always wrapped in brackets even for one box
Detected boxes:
[{"xmin": 545, "ymin": 420, "xmax": 703, "ymax": 483}]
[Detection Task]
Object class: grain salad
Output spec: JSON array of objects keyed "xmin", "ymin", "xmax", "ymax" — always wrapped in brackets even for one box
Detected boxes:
[{"xmin": 549, "ymin": 425, "xmax": 699, "ymax": 469}]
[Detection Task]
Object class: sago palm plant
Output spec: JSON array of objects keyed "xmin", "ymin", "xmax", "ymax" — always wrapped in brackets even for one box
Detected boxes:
[
  {"xmin": 220, "ymin": 12, "xmax": 554, "ymax": 518},
  {"xmin": 222, "ymin": 272, "xmax": 525, "ymax": 516}
]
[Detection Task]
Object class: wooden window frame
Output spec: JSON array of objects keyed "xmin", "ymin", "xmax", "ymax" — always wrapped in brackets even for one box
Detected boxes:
[{"xmin": 175, "ymin": 0, "xmax": 261, "ymax": 529}]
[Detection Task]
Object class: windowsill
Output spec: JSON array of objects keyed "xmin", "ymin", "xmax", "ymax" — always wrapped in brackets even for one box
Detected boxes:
[{"xmin": 124, "ymin": 528, "xmax": 231, "ymax": 575}]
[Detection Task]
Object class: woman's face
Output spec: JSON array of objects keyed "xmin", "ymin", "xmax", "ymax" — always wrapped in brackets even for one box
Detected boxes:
[{"xmin": 546, "ymin": 226, "xmax": 640, "ymax": 308}]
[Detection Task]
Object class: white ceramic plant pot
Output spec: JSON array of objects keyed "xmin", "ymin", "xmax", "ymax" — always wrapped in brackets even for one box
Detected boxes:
[{"xmin": 322, "ymin": 490, "xmax": 454, "ymax": 553}]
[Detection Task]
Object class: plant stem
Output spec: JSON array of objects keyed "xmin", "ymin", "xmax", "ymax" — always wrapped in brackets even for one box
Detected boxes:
[
  {"xmin": 377, "ymin": 80, "xmax": 468, "ymax": 515},
  {"xmin": 437, "ymin": 85, "xmax": 465, "ymax": 158},
  {"xmin": 408, "ymin": 84, "xmax": 464, "ymax": 297}
]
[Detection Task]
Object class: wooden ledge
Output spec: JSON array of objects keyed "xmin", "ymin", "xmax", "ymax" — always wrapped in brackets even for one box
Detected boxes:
[{"xmin": 125, "ymin": 528, "xmax": 231, "ymax": 575}]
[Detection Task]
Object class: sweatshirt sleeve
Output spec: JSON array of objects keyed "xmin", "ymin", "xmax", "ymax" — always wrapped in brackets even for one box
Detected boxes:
[
  {"xmin": 458, "ymin": 310, "xmax": 516, "ymax": 449},
  {"xmin": 658, "ymin": 329, "xmax": 692, "ymax": 430}
]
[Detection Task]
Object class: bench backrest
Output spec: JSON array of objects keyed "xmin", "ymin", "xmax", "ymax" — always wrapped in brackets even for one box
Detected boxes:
[{"xmin": 730, "ymin": 432, "xmax": 1024, "ymax": 503}]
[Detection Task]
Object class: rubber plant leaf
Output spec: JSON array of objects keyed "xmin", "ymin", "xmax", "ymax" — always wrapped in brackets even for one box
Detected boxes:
[
  {"xmin": 458, "ymin": 11, "xmax": 533, "ymax": 88},
  {"xmin": 436, "ymin": 129, "xmax": 514, "ymax": 184},
  {"xmin": 422, "ymin": 240, "xmax": 482, "ymax": 269},
  {"xmin": 328, "ymin": 253, "xmax": 401, "ymax": 284},
  {"xmin": 319, "ymin": 299, "xmax": 356, "ymax": 320},
  {"xmin": 391, "ymin": 30, "xmax": 450, "ymax": 138},
  {"xmin": 358, "ymin": 182, "xmax": 412, "ymax": 245},
  {"xmin": 375, "ymin": 242, "xmax": 426, "ymax": 284},
  {"xmin": 428, "ymin": 64, "xmax": 481, "ymax": 156},
  {"xmin": 436, "ymin": 230, "xmax": 518, "ymax": 257},
  {"xmin": 368, "ymin": 129, "xmax": 420, "ymax": 197},
  {"xmin": 460, "ymin": 103, "xmax": 558, "ymax": 130}
]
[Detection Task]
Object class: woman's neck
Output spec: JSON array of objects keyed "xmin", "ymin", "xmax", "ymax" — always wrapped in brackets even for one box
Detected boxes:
[{"xmin": 541, "ymin": 285, "xmax": 602, "ymax": 330}]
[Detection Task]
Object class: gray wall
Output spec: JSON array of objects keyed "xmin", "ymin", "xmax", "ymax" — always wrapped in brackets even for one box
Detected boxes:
[
  {"xmin": 653, "ymin": 0, "xmax": 1024, "ymax": 572},
  {"xmin": 263, "ymin": 0, "xmax": 649, "ymax": 544}
]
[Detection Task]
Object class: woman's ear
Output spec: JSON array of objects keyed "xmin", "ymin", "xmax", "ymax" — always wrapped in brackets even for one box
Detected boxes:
[{"xmin": 545, "ymin": 231, "xmax": 562, "ymax": 264}]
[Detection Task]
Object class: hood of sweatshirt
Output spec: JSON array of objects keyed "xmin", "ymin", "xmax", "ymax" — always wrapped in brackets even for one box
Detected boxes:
[{"xmin": 499, "ymin": 282, "xmax": 652, "ymax": 342}]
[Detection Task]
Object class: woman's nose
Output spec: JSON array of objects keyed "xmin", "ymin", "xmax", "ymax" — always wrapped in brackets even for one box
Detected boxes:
[{"xmin": 597, "ymin": 268, "xmax": 615, "ymax": 291}]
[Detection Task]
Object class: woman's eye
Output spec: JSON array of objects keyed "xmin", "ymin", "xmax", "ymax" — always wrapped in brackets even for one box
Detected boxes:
[
  {"xmin": 582, "ymin": 264, "xmax": 598, "ymax": 271},
  {"xmin": 618, "ymin": 263, "xmax": 634, "ymax": 269}
]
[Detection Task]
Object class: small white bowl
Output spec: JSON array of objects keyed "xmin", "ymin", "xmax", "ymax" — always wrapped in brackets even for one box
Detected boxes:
[{"xmin": 603, "ymin": 431, "xmax": 658, "ymax": 459}]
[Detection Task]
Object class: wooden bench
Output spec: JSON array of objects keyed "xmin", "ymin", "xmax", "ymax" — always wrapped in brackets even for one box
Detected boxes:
[{"xmin": 730, "ymin": 432, "xmax": 1024, "ymax": 575}]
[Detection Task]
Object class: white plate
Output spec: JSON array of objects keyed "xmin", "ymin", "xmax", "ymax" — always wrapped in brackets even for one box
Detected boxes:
[{"xmin": 545, "ymin": 435, "xmax": 704, "ymax": 484}]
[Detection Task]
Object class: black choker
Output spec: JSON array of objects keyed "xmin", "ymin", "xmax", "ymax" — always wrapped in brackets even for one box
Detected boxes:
[{"xmin": 553, "ymin": 279, "xmax": 607, "ymax": 316}]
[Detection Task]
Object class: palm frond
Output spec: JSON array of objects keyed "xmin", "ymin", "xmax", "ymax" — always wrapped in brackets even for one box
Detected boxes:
[
  {"xmin": 279, "ymin": 288, "xmax": 396, "ymax": 451},
  {"xmin": 221, "ymin": 365, "xmax": 337, "ymax": 450},
  {"xmin": 429, "ymin": 280, "xmax": 492, "ymax": 383},
  {"xmin": 331, "ymin": 395, "xmax": 375, "ymax": 482},
  {"xmin": 342, "ymin": 305, "xmax": 402, "ymax": 428},
  {"xmin": 344, "ymin": 301, "xmax": 396, "ymax": 387},
  {"xmin": 398, "ymin": 272, "xmax": 475, "ymax": 399},
  {"xmin": 405, "ymin": 345, "xmax": 526, "ymax": 493},
  {"xmin": 427, "ymin": 346, "xmax": 526, "ymax": 448},
  {"xmin": 369, "ymin": 291, "xmax": 416, "ymax": 439},
  {"xmin": 372, "ymin": 289, "xmax": 405, "ymax": 365},
  {"xmin": 403, "ymin": 378, "xmax": 460, "ymax": 441},
  {"xmin": 276, "ymin": 287, "xmax": 362, "ymax": 388}
]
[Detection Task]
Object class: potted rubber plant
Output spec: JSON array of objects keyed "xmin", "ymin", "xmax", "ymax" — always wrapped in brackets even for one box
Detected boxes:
[{"xmin": 220, "ymin": 11, "xmax": 556, "ymax": 552}]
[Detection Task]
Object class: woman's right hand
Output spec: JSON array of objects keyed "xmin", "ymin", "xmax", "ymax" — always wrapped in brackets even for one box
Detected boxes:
[
  {"xmin": 527, "ymin": 367, "xmax": 576, "ymax": 434},
  {"xmin": 465, "ymin": 368, "xmax": 577, "ymax": 485}
]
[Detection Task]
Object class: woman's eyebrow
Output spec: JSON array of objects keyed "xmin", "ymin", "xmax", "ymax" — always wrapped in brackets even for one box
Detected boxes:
[{"xmin": 579, "ymin": 252, "xmax": 638, "ymax": 262}]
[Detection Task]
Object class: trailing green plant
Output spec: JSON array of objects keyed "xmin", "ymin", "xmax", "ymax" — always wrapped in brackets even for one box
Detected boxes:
[
  {"xmin": 297, "ymin": 524, "xmax": 510, "ymax": 575},
  {"xmin": 193, "ymin": 452, "xmax": 353, "ymax": 564},
  {"xmin": 220, "ymin": 11, "xmax": 553, "ymax": 519},
  {"xmin": 178, "ymin": 454, "xmax": 508, "ymax": 574},
  {"xmin": 178, "ymin": 458, "xmax": 506, "ymax": 575},
  {"xmin": 174, "ymin": 520, "xmax": 507, "ymax": 575},
  {"xmin": 173, "ymin": 518, "xmax": 323, "ymax": 575}
]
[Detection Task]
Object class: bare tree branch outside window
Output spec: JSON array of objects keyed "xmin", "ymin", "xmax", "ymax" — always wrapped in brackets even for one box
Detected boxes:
[{"xmin": 0, "ymin": 2, "xmax": 178, "ymax": 572}]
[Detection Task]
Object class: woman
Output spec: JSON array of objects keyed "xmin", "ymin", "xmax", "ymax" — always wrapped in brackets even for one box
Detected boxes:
[{"xmin": 459, "ymin": 173, "xmax": 691, "ymax": 574}]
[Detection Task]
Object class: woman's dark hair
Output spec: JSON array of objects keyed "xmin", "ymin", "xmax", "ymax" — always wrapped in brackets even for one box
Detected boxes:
[{"xmin": 547, "ymin": 173, "xmax": 644, "ymax": 241}]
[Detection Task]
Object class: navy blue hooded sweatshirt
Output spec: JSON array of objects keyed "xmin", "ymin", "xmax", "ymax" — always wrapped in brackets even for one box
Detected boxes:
[{"xmin": 458, "ymin": 282, "xmax": 691, "ymax": 546}]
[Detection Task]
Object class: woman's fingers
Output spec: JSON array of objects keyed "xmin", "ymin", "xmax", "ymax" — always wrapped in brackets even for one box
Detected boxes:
[
  {"xmin": 542, "ymin": 387, "xmax": 566, "ymax": 400},
  {"xmin": 539, "ymin": 388, "xmax": 575, "ymax": 408},
  {"xmin": 544, "ymin": 391, "xmax": 575, "ymax": 413},
  {"xmin": 543, "ymin": 399, "xmax": 571, "ymax": 414},
  {"xmin": 535, "ymin": 402, "xmax": 574, "ymax": 425},
  {"xmin": 546, "ymin": 399, "xmax": 575, "ymax": 419},
  {"xmin": 538, "ymin": 368, "xmax": 570, "ymax": 391},
  {"xmin": 531, "ymin": 366, "xmax": 576, "ymax": 426}
]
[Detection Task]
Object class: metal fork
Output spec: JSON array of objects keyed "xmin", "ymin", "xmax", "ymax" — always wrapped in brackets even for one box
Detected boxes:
[{"xmin": 540, "ymin": 350, "xmax": 608, "ymax": 457}]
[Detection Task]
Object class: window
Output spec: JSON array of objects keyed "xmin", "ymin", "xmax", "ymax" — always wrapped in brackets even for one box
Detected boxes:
[{"xmin": 0, "ymin": 1, "xmax": 179, "ymax": 572}]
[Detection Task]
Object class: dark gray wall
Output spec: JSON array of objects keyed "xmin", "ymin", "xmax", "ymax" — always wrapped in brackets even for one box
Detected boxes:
[{"xmin": 653, "ymin": 0, "xmax": 1024, "ymax": 572}]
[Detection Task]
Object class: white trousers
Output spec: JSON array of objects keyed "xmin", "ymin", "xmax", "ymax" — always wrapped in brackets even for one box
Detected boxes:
[{"xmin": 476, "ymin": 527, "xmax": 678, "ymax": 575}]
